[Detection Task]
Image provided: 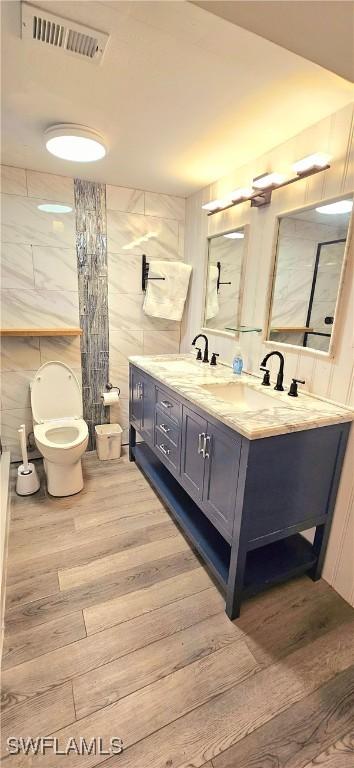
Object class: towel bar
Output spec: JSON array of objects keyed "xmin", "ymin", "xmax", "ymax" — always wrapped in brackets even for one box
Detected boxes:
[
  {"xmin": 142, "ymin": 254, "xmax": 166, "ymax": 292},
  {"xmin": 216, "ymin": 261, "xmax": 232, "ymax": 293}
]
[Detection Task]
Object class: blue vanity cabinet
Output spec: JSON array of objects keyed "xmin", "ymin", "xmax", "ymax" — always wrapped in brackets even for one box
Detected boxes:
[
  {"xmin": 201, "ymin": 421, "xmax": 241, "ymax": 541},
  {"xmin": 129, "ymin": 367, "xmax": 143, "ymax": 429},
  {"xmin": 128, "ymin": 363, "xmax": 351, "ymax": 620},
  {"xmin": 180, "ymin": 406, "xmax": 207, "ymax": 502},
  {"xmin": 129, "ymin": 368, "xmax": 155, "ymax": 446},
  {"xmin": 180, "ymin": 407, "xmax": 240, "ymax": 541},
  {"xmin": 140, "ymin": 376, "xmax": 155, "ymax": 444}
]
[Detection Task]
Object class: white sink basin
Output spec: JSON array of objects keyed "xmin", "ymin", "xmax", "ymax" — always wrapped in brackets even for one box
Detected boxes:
[{"xmin": 200, "ymin": 383, "xmax": 278, "ymax": 410}]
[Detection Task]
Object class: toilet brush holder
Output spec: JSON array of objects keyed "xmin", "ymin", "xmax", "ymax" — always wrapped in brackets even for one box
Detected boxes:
[
  {"xmin": 16, "ymin": 424, "xmax": 40, "ymax": 496},
  {"xmin": 16, "ymin": 463, "xmax": 40, "ymax": 496}
]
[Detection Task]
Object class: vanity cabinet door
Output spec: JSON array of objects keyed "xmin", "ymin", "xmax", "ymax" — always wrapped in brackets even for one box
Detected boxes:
[
  {"xmin": 140, "ymin": 377, "xmax": 155, "ymax": 445},
  {"xmin": 180, "ymin": 406, "xmax": 207, "ymax": 502},
  {"xmin": 202, "ymin": 422, "xmax": 241, "ymax": 540},
  {"xmin": 130, "ymin": 368, "xmax": 143, "ymax": 428}
]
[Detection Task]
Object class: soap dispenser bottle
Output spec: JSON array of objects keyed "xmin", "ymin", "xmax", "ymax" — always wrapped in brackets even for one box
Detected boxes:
[{"xmin": 232, "ymin": 346, "xmax": 243, "ymax": 375}]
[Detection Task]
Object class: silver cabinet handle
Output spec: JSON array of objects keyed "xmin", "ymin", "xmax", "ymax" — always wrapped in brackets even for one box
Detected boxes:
[
  {"xmin": 198, "ymin": 432, "xmax": 206, "ymax": 456},
  {"xmin": 204, "ymin": 434, "xmax": 211, "ymax": 459},
  {"xmin": 137, "ymin": 382, "xmax": 143, "ymax": 399},
  {"xmin": 161, "ymin": 400, "xmax": 172, "ymax": 409},
  {"xmin": 159, "ymin": 443, "xmax": 171, "ymax": 456},
  {"xmin": 159, "ymin": 424, "xmax": 171, "ymax": 434}
]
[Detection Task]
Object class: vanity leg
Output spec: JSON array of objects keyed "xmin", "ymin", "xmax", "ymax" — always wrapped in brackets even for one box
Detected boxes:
[
  {"xmin": 309, "ymin": 523, "xmax": 328, "ymax": 581},
  {"xmin": 309, "ymin": 424, "xmax": 350, "ymax": 582},
  {"xmin": 226, "ymin": 441, "xmax": 249, "ymax": 620},
  {"xmin": 129, "ymin": 424, "xmax": 136, "ymax": 462},
  {"xmin": 226, "ymin": 539, "xmax": 247, "ymax": 620}
]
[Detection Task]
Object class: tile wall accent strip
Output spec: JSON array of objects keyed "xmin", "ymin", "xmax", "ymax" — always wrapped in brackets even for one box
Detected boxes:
[{"xmin": 74, "ymin": 179, "xmax": 109, "ymax": 450}]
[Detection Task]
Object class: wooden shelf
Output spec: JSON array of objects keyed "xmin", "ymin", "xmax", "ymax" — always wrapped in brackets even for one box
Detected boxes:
[{"xmin": 0, "ymin": 328, "xmax": 83, "ymax": 337}]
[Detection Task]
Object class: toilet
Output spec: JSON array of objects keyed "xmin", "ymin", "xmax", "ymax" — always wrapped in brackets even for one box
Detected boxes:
[{"xmin": 31, "ymin": 361, "xmax": 88, "ymax": 497}]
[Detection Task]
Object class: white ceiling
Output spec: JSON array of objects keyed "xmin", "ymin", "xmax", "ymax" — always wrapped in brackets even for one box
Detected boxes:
[
  {"xmin": 1, "ymin": 0, "xmax": 354, "ymax": 196},
  {"xmin": 193, "ymin": 1, "xmax": 354, "ymax": 83}
]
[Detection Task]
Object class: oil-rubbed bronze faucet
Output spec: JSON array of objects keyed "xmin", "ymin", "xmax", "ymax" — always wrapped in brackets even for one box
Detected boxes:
[
  {"xmin": 260, "ymin": 351, "xmax": 285, "ymax": 391},
  {"xmin": 192, "ymin": 334, "xmax": 209, "ymax": 363}
]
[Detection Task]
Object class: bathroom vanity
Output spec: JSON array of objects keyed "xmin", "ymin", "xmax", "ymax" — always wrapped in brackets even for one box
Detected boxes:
[{"xmin": 129, "ymin": 355, "xmax": 353, "ymax": 619}]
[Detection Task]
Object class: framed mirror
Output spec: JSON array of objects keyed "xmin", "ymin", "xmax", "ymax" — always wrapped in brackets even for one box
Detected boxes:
[
  {"xmin": 267, "ymin": 196, "xmax": 353, "ymax": 353},
  {"xmin": 203, "ymin": 227, "xmax": 247, "ymax": 333}
]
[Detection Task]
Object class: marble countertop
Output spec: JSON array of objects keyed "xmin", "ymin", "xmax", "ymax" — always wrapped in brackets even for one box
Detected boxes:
[{"xmin": 129, "ymin": 354, "xmax": 354, "ymax": 440}]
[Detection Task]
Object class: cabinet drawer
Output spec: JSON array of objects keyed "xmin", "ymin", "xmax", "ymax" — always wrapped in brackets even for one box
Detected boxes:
[
  {"xmin": 155, "ymin": 431, "xmax": 179, "ymax": 471},
  {"xmin": 155, "ymin": 408, "xmax": 180, "ymax": 447},
  {"xmin": 156, "ymin": 387, "xmax": 181, "ymax": 424}
]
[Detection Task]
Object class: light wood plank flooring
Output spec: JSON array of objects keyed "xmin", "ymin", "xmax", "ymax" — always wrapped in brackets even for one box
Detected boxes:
[{"xmin": 2, "ymin": 451, "xmax": 354, "ymax": 767}]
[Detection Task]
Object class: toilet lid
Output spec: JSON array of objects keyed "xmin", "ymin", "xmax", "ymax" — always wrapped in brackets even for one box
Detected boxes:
[{"xmin": 31, "ymin": 361, "xmax": 83, "ymax": 422}]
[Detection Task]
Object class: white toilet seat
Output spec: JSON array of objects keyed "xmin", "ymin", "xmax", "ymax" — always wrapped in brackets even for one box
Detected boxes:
[
  {"xmin": 34, "ymin": 418, "xmax": 88, "ymax": 451},
  {"xmin": 31, "ymin": 362, "xmax": 88, "ymax": 496}
]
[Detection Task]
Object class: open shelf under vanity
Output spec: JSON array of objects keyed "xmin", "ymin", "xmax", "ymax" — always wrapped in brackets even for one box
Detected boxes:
[
  {"xmin": 134, "ymin": 443, "xmax": 231, "ymax": 586},
  {"xmin": 133, "ymin": 442, "xmax": 319, "ymax": 599}
]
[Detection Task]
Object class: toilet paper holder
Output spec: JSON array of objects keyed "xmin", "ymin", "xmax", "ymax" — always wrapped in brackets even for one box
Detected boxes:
[{"xmin": 106, "ymin": 383, "xmax": 121, "ymax": 396}]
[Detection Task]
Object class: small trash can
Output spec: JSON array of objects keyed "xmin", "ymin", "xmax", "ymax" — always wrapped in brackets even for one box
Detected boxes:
[{"xmin": 95, "ymin": 423, "xmax": 123, "ymax": 461}]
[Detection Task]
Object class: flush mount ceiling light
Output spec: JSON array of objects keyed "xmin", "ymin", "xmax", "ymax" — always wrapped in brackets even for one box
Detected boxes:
[
  {"xmin": 223, "ymin": 232, "xmax": 244, "ymax": 239},
  {"xmin": 44, "ymin": 124, "xmax": 107, "ymax": 162},
  {"xmin": 202, "ymin": 152, "xmax": 332, "ymax": 216},
  {"xmin": 37, "ymin": 203, "xmax": 72, "ymax": 213},
  {"xmin": 316, "ymin": 200, "xmax": 353, "ymax": 215}
]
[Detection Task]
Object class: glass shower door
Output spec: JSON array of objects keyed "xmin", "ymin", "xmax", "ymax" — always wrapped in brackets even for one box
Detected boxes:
[{"xmin": 304, "ymin": 239, "xmax": 346, "ymax": 352}]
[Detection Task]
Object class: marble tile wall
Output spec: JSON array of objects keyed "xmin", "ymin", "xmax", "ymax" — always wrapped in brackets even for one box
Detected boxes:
[
  {"xmin": 1, "ymin": 166, "xmax": 186, "ymax": 456},
  {"xmin": 0, "ymin": 166, "xmax": 81, "ymax": 461},
  {"xmin": 106, "ymin": 186, "xmax": 185, "ymax": 443},
  {"xmin": 74, "ymin": 179, "xmax": 109, "ymax": 451}
]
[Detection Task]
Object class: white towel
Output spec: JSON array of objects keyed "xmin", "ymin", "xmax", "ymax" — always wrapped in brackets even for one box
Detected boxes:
[
  {"xmin": 205, "ymin": 264, "xmax": 219, "ymax": 320},
  {"xmin": 143, "ymin": 260, "xmax": 192, "ymax": 321}
]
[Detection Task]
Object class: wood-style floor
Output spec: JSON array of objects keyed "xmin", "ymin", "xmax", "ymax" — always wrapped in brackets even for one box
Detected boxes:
[{"xmin": 2, "ymin": 452, "xmax": 354, "ymax": 767}]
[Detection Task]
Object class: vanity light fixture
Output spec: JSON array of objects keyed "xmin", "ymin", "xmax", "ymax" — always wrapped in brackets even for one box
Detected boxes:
[
  {"xmin": 37, "ymin": 203, "xmax": 73, "ymax": 213},
  {"xmin": 45, "ymin": 124, "xmax": 107, "ymax": 162},
  {"xmin": 252, "ymin": 172, "xmax": 285, "ymax": 189},
  {"xmin": 316, "ymin": 200, "xmax": 353, "ymax": 215},
  {"xmin": 202, "ymin": 199, "xmax": 225, "ymax": 211},
  {"xmin": 223, "ymin": 232, "xmax": 244, "ymax": 239},
  {"xmin": 203, "ymin": 153, "xmax": 331, "ymax": 215},
  {"xmin": 226, "ymin": 187, "xmax": 253, "ymax": 202},
  {"xmin": 293, "ymin": 153, "xmax": 331, "ymax": 174}
]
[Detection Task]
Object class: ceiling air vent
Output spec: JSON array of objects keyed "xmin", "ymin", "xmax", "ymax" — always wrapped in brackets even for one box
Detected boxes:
[{"xmin": 21, "ymin": 2, "xmax": 109, "ymax": 65}]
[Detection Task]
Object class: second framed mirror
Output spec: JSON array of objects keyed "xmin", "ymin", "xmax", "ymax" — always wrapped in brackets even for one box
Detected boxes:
[{"xmin": 267, "ymin": 196, "xmax": 352, "ymax": 353}]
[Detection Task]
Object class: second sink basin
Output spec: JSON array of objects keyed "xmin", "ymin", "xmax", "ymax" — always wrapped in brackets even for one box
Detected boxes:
[{"xmin": 200, "ymin": 382, "xmax": 278, "ymax": 410}]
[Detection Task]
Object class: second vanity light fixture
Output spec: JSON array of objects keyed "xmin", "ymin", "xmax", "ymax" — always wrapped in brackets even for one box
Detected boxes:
[{"xmin": 202, "ymin": 153, "xmax": 331, "ymax": 215}]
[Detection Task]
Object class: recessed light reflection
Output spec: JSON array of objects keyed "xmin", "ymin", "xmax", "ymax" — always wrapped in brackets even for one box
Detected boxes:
[
  {"xmin": 316, "ymin": 200, "xmax": 353, "ymax": 215},
  {"xmin": 223, "ymin": 232, "xmax": 244, "ymax": 239},
  {"xmin": 38, "ymin": 203, "xmax": 72, "ymax": 214},
  {"xmin": 122, "ymin": 232, "xmax": 158, "ymax": 250}
]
